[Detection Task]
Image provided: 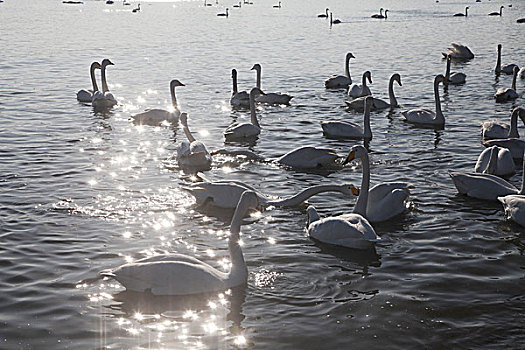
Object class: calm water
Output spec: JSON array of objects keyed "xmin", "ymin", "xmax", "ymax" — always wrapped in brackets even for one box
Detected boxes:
[{"xmin": 1, "ymin": 0, "xmax": 524, "ymax": 348}]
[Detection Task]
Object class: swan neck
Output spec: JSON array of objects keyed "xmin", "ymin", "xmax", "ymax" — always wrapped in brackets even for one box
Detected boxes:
[
  {"xmin": 170, "ymin": 84, "xmax": 178, "ymax": 109},
  {"xmin": 509, "ymin": 110, "xmax": 519, "ymax": 138},
  {"xmin": 496, "ymin": 47, "xmax": 501, "ymax": 73},
  {"xmin": 388, "ymin": 76, "xmax": 398, "ymax": 107},
  {"xmin": 353, "ymin": 152, "xmax": 370, "ymax": 216},
  {"xmin": 101, "ymin": 65, "xmax": 109, "ymax": 93},
  {"xmin": 511, "ymin": 70, "xmax": 517, "ymax": 90},
  {"xmin": 445, "ymin": 58, "xmax": 451, "ymax": 80},
  {"xmin": 363, "ymin": 101, "xmax": 372, "ymax": 139},
  {"xmin": 228, "ymin": 205, "xmax": 248, "ymax": 282},
  {"xmin": 90, "ymin": 64, "xmax": 99, "ymax": 92},
  {"xmin": 361, "ymin": 74, "xmax": 366, "ymax": 86},
  {"xmin": 250, "ymin": 94, "xmax": 260, "ymax": 128},
  {"xmin": 271, "ymin": 185, "xmax": 344, "ymax": 207},
  {"xmin": 520, "ymin": 158, "xmax": 525, "ymax": 194},
  {"xmin": 434, "ymin": 78, "xmax": 443, "ymax": 121},
  {"xmin": 486, "ymin": 147, "xmax": 498, "ymax": 174},
  {"xmin": 232, "ymin": 73, "xmax": 238, "ymax": 94},
  {"xmin": 345, "ymin": 56, "xmax": 350, "ymax": 78},
  {"xmin": 182, "ymin": 121, "xmax": 196, "ymax": 143},
  {"xmin": 255, "ymin": 68, "xmax": 261, "ymax": 89}
]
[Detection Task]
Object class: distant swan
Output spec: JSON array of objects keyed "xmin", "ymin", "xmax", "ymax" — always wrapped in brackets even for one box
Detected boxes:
[
  {"xmin": 371, "ymin": 8, "xmax": 383, "ymax": 18},
  {"xmin": 475, "ymin": 146, "xmax": 515, "ymax": 177},
  {"xmin": 273, "ymin": 1, "xmax": 281, "ymax": 8},
  {"xmin": 495, "ymin": 44, "xmax": 519, "ymax": 75},
  {"xmin": 488, "ymin": 5, "xmax": 504, "ymax": 16},
  {"xmin": 346, "ymin": 73, "xmax": 402, "ymax": 111},
  {"xmin": 402, "ymin": 74, "xmax": 445, "ymax": 127},
  {"xmin": 330, "ymin": 12, "xmax": 341, "ymax": 24},
  {"xmin": 494, "ymin": 66, "xmax": 519, "ymax": 102},
  {"xmin": 453, "ymin": 6, "xmax": 469, "ymax": 17},
  {"xmin": 224, "ymin": 87, "xmax": 263, "ymax": 140},
  {"xmin": 318, "ymin": 8, "xmax": 329, "ymax": 18},
  {"xmin": 217, "ymin": 8, "xmax": 229, "ymax": 16},
  {"xmin": 444, "ymin": 54, "xmax": 466, "ymax": 84},
  {"xmin": 132, "ymin": 3, "xmax": 140, "ymax": 12},
  {"xmin": 230, "ymin": 69, "xmax": 250, "ymax": 107},
  {"xmin": 176, "ymin": 113, "xmax": 212, "ymax": 171},
  {"xmin": 322, "ymin": 96, "xmax": 374, "ymax": 140},
  {"xmin": 131, "ymin": 79, "xmax": 185, "ymax": 126},
  {"xmin": 441, "ymin": 43, "xmax": 474, "ymax": 60},
  {"xmin": 481, "ymin": 107, "xmax": 525, "ymax": 140},
  {"xmin": 373, "ymin": 9, "xmax": 388, "ymax": 19},
  {"xmin": 348, "ymin": 71, "xmax": 372, "ymax": 98},
  {"xmin": 92, "ymin": 59, "xmax": 117, "ymax": 109},
  {"xmin": 251, "ymin": 63, "xmax": 293, "ymax": 105},
  {"xmin": 76, "ymin": 61, "xmax": 101, "ymax": 103},
  {"xmin": 101, "ymin": 190, "xmax": 261, "ymax": 295},
  {"xmin": 325, "ymin": 52, "xmax": 354, "ymax": 89},
  {"xmin": 233, "ymin": 1, "xmax": 241, "ymax": 8}
]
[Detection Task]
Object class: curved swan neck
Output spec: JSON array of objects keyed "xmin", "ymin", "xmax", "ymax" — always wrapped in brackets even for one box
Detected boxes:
[
  {"xmin": 101, "ymin": 64, "xmax": 109, "ymax": 93},
  {"xmin": 388, "ymin": 75, "xmax": 398, "ymax": 107},
  {"xmin": 384, "ymin": 10, "xmax": 388, "ymax": 18},
  {"xmin": 361, "ymin": 73, "xmax": 366, "ymax": 86},
  {"xmin": 270, "ymin": 185, "xmax": 346, "ymax": 207},
  {"xmin": 182, "ymin": 120, "xmax": 196, "ymax": 143},
  {"xmin": 90, "ymin": 63, "xmax": 99, "ymax": 92},
  {"xmin": 249, "ymin": 93, "xmax": 260, "ymax": 128},
  {"xmin": 434, "ymin": 77, "xmax": 444, "ymax": 121},
  {"xmin": 465, "ymin": 7, "xmax": 468, "ymax": 16},
  {"xmin": 353, "ymin": 151, "xmax": 370, "ymax": 216},
  {"xmin": 496, "ymin": 45, "xmax": 501, "ymax": 73}
]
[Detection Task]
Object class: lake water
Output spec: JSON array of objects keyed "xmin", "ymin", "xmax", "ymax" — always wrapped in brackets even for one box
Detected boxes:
[{"xmin": 1, "ymin": 0, "xmax": 524, "ymax": 348}]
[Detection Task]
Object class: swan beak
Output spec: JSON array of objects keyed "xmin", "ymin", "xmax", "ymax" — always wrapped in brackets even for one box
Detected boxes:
[
  {"xmin": 179, "ymin": 82, "xmax": 186, "ymax": 86},
  {"xmin": 342, "ymin": 150, "xmax": 356, "ymax": 165},
  {"xmin": 351, "ymin": 186, "xmax": 360, "ymax": 196}
]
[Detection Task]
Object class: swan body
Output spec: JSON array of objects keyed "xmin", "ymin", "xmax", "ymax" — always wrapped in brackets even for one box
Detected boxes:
[
  {"xmin": 325, "ymin": 52, "xmax": 354, "ymax": 89},
  {"xmin": 348, "ymin": 71, "xmax": 372, "ymax": 98},
  {"xmin": 475, "ymin": 146, "xmax": 515, "ymax": 176},
  {"xmin": 495, "ymin": 44, "xmax": 519, "ymax": 75},
  {"xmin": 77, "ymin": 61, "xmax": 101, "ymax": 102},
  {"xmin": 330, "ymin": 12, "xmax": 341, "ymax": 24},
  {"xmin": 132, "ymin": 79, "xmax": 185, "ymax": 125},
  {"xmin": 498, "ymin": 194, "xmax": 525, "ymax": 227},
  {"xmin": 217, "ymin": 8, "xmax": 229, "ymax": 16},
  {"xmin": 373, "ymin": 9, "xmax": 388, "ymax": 19},
  {"xmin": 176, "ymin": 113, "xmax": 212, "ymax": 170},
  {"xmin": 444, "ymin": 55, "xmax": 466, "ymax": 85},
  {"xmin": 251, "ymin": 64, "xmax": 293, "ymax": 105},
  {"xmin": 233, "ymin": 2, "xmax": 241, "ymax": 8},
  {"xmin": 318, "ymin": 8, "xmax": 329, "ymax": 18},
  {"xmin": 346, "ymin": 73, "xmax": 401, "ymax": 111},
  {"xmin": 224, "ymin": 88, "xmax": 263, "ymax": 140},
  {"xmin": 277, "ymin": 146, "xmax": 343, "ymax": 169},
  {"xmin": 230, "ymin": 69, "xmax": 250, "ymax": 107},
  {"xmin": 494, "ymin": 66, "xmax": 519, "ymax": 102},
  {"xmin": 488, "ymin": 6, "xmax": 504, "ymax": 16},
  {"xmin": 481, "ymin": 107, "xmax": 525, "ymax": 140},
  {"xmin": 483, "ymin": 138, "xmax": 525, "ymax": 159},
  {"xmin": 92, "ymin": 59, "xmax": 117, "ymax": 108},
  {"xmin": 322, "ymin": 96, "xmax": 373, "ymax": 140},
  {"xmin": 371, "ymin": 8, "xmax": 383, "ymax": 18},
  {"xmin": 402, "ymin": 75, "xmax": 445, "ymax": 127},
  {"xmin": 454, "ymin": 6, "xmax": 468, "ymax": 17},
  {"xmin": 102, "ymin": 191, "xmax": 260, "ymax": 295},
  {"xmin": 442, "ymin": 43, "xmax": 474, "ymax": 60}
]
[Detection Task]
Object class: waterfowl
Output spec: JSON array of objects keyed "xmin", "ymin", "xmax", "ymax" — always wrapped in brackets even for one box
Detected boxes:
[
  {"xmin": 444, "ymin": 54, "xmax": 466, "ymax": 85},
  {"xmin": 230, "ymin": 69, "xmax": 250, "ymax": 107},
  {"xmin": 76, "ymin": 61, "xmax": 101, "ymax": 103},
  {"xmin": 481, "ymin": 107, "xmax": 525, "ymax": 140},
  {"xmin": 251, "ymin": 63, "xmax": 293, "ymax": 105},
  {"xmin": 494, "ymin": 66, "xmax": 519, "ymax": 102},
  {"xmin": 488, "ymin": 5, "xmax": 504, "ymax": 16},
  {"xmin": 131, "ymin": 79, "xmax": 185, "ymax": 126},
  {"xmin": 277, "ymin": 146, "xmax": 345, "ymax": 169},
  {"xmin": 92, "ymin": 59, "xmax": 117, "ymax": 109},
  {"xmin": 453, "ymin": 6, "xmax": 469, "ymax": 17},
  {"xmin": 224, "ymin": 88, "xmax": 263, "ymax": 140},
  {"xmin": 330, "ymin": 12, "xmax": 341, "ymax": 24},
  {"xmin": 441, "ymin": 43, "xmax": 474, "ymax": 60},
  {"xmin": 475, "ymin": 146, "xmax": 515, "ymax": 177},
  {"xmin": 348, "ymin": 71, "xmax": 372, "ymax": 98},
  {"xmin": 325, "ymin": 52, "xmax": 354, "ymax": 89},
  {"xmin": 402, "ymin": 75, "xmax": 445, "ymax": 127},
  {"xmin": 483, "ymin": 137, "xmax": 525, "ymax": 159},
  {"xmin": 318, "ymin": 8, "xmax": 329, "ymax": 18},
  {"xmin": 371, "ymin": 8, "xmax": 384, "ymax": 18},
  {"xmin": 176, "ymin": 113, "xmax": 212, "ymax": 171},
  {"xmin": 495, "ymin": 44, "xmax": 519, "ymax": 75},
  {"xmin": 217, "ymin": 8, "xmax": 229, "ymax": 16},
  {"xmin": 346, "ymin": 73, "xmax": 402, "ymax": 111},
  {"xmin": 273, "ymin": 1, "xmax": 281, "ymax": 8},
  {"xmin": 322, "ymin": 96, "xmax": 374, "ymax": 140},
  {"xmin": 132, "ymin": 3, "xmax": 140, "ymax": 12}
]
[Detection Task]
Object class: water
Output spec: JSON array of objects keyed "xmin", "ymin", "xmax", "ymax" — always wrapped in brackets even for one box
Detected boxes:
[{"xmin": 1, "ymin": 0, "xmax": 524, "ymax": 348}]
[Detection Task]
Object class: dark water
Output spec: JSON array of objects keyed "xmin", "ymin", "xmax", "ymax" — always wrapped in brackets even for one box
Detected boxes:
[{"xmin": 1, "ymin": 0, "xmax": 524, "ymax": 348}]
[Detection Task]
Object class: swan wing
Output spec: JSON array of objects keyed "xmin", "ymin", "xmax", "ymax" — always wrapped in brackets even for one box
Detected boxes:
[
  {"xmin": 255, "ymin": 92, "xmax": 293, "ymax": 105},
  {"xmin": 449, "ymin": 171, "xmax": 517, "ymax": 200},
  {"xmin": 278, "ymin": 146, "xmax": 340, "ymax": 168},
  {"xmin": 224, "ymin": 123, "xmax": 260, "ymax": 139},
  {"xmin": 184, "ymin": 182, "xmax": 254, "ymax": 208},
  {"xmin": 308, "ymin": 215, "xmax": 380, "ymax": 250},
  {"xmin": 132, "ymin": 109, "xmax": 179, "ymax": 125},
  {"xmin": 77, "ymin": 89, "xmax": 93, "ymax": 102},
  {"xmin": 366, "ymin": 183, "xmax": 410, "ymax": 222},
  {"xmin": 481, "ymin": 121, "xmax": 510, "ymax": 140},
  {"xmin": 325, "ymin": 75, "xmax": 351, "ymax": 88},
  {"xmin": 402, "ymin": 109, "xmax": 439, "ymax": 125},
  {"xmin": 321, "ymin": 121, "xmax": 364, "ymax": 139},
  {"xmin": 498, "ymin": 195, "xmax": 525, "ymax": 226}
]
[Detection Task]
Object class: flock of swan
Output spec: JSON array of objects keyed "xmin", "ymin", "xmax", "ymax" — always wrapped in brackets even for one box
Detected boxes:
[{"xmin": 73, "ymin": 6, "xmax": 524, "ymax": 296}]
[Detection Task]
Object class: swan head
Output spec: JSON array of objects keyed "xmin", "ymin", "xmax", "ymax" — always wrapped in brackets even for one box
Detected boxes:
[
  {"xmin": 346, "ymin": 52, "xmax": 355, "ymax": 61},
  {"xmin": 249, "ymin": 87, "xmax": 265, "ymax": 98},
  {"xmin": 101, "ymin": 59, "xmax": 114, "ymax": 67},
  {"xmin": 90, "ymin": 61, "xmax": 102, "ymax": 70},
  {"xmin": 238, "ymin": 190, "xmax": 263, "ymax": 214},
  {"xmin": 180, "ymin": 112, "xmax": 188, "ymax": 125},
  {"xmin": 342, "ymin": 145, "xmax": 367, "ymax": 165},
  {"xmin": 392, "ymin": 73, "xmax": 402, "ymax": 86},
  {"xmin": 514, "ymin": 107, "xmax": 525, "ymax": 124},
  {"xmin": 231, "ymin": 69, "xmax": 237, "ymax": 78},
  {"xmin": 363, "ymin": 71, "xmax": 372, "ymax": 84},
  {"xmin": 340, "ymin": 184, "xmax": 360, "ymax": 196},
  {"xmin": 250, "ymin": 63, "xmax": 261, "ymax": 72},
  {"xmin": 435, "ymin": 74, "xmax": 445, "ymax": 85},
  {"xmin": 170, "ymin": 79, "xmax": 185, "ymax": 89}
]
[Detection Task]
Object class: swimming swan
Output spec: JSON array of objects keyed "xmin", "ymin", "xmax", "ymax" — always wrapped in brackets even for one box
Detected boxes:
[
  {"xmin": 488, "ymin": 6, "xmax": 504, "ymax": 16},
  {"xmin": 101, "ymin": 190, "xmax": 261, "ymax": 295},
  {"xmin": 441, "ymin": 43, "xmax": 474, "ymax": 60},
  {"xmin": 224, "ymin": 87, "xmax": 263, "ymax": 140},
  {"xmin": 498, "ymin": 168, "xmax": 525, "ymax": 225},
  {"xmin": 481, "ymin": 107, "xmax": 525, "ymax": 140},
  {"xmin": 494, "ymin": 66, "xmax": 519, "ymax": 102},
  {"xmin": 402, "ymin": 74, "xmax": 445, "ymax": 127},
  {"xmin": 77, "ymin": 61, "xmax": 101, "ymax": 102},
  {"xmin": 495, "ymin": 44, "xmax": 519, "ymax": 75},
  {"xmin": 475, "ymin": 146, "xmax": 515, "ymax": 177},
  {"xmin": 453, "ymin": 6, "xmax": 468, "ymax": 17},
  {"xmin": 322, "ymin": 96, "xmax": 374, "ymax": 140},
  {"xmin": 176, "ymin": 113, "xmax": 212, "ymax": 170},
  {"xmin": 348, "ymin": 71, "xmax": 372, "ymax": 98},
  {"xmin": 230, "ymin": 69, "xmax": 250, "ymax": 107},
  {"xmin": 131, "ymin": 79, "xmax": 185, "ymax": 126},
  {"xmin": 277, "ymin": 146, "xmax": 347, "ymax": 169},
  {"xmin": 318, "ymin": 8, "xmax": 329, "ymax": 18},
  {"xmin": 371, "ymin": 8, "xmax": 383, "ymax": 18},
  {"xmin": 217, "ymin": 8, "xmax": 229, "ymax": 16},
  {"xmin": 325, "ymin": 52, "xmax": 355, "ymax": 89},
  {"xmin": 251, "ymin": 64, "xmax": 293, "ymax": 104},
  {"xmin": 92, "ymin": 59, "xmax": 118, "ymax": 108},
  {"xmin": 346, "ymin": 73, "xmax": 402, "ymax": 111},
  {"xmin": 330, "ymin": 12, "xmax": 341, "ymax": 25},
  {"xmin": 444, "ymin": 54, "xmax": 466, "ymax": 85}
]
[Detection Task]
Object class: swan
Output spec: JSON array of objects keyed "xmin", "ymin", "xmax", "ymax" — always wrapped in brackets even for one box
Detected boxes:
[
  {"xmin": 273, "ymin": 1, "xmax": 281, "ymax": 8},
  {"xmin": 475, "ymin": 146, "xmax": 515, "ymax": 177},
  {"xmin": 402, "ymin": 74, "xmax": 445, "ymax": 127},
  {"xmin": 224, "ymin": 87, "xmax": 263, "ymax": 140},
  {"xmin": 453, "ymin": 6, "xmax": 469, "ymax": 17},
  {"xmin": 101, "ymin": 190, "xmax": 261, "ymax": 295},
  {"xmin": 250, "ymin": 64, "xmax": 293, "ymax": 105},
  {"xmin": 176, "ymin": 113, "xmax": 212, "ymax": 171},
  {"xmin": 495, "ymin": 44, "xmax": 519, "ymax": 75},
  {"xmin": 324, "ymin": 52, "xmax": 355, "ymax": 89},
  {"xmin": 441, "ymin": 43, "xmax": 474, "ymax": 60},
  {"xmin": 76, "ymin": 61, "xmax": 101, "ymax": 103},
  {"xmin": 184, "ymin": 181, "xmax": 359, "ymax": 210},
  {"xmin": 230, "ymin": 69, "xmax": 250, "ymax": 108},
  {"xmin": 204, "ymin": 0, "xmax": 212, "ymax": 6},
  {"xmin": 344, "ymin": 145, "xmax": 410, "ymax": 223},
  {"xmin": 373, "ymin": 9, "xmax": 388, "ymax": 19},
  {"xmin": 217, "ymin": 8, "xmax": 229, "ymax": 16},
  {"xmin": 481, "ymin": 107, "xmax": 525, "ymax": 140},
  {"xmin": 498, "ymin": 168, "xmax": 525, "ymax": 225},
  {"xmin": 444, "ymin": 54, "xmax": 466, "ymax": 85},
  {"xmin": 518, "ymin": 18, "xmax": 525, "ymax": 24},
  {"xmin": 330, "ymin": 12, "xmax": 341, "ymax": 24},
  {"xmin": 132, "ymin": 3, "xmax": 140, "ymax": 12},
  {"xmin": 131, "ymin": 79, "xmax": 185, "ymax": 126},
  {"xmin": 92, "ymin": 59, "xmax": 118, "ymax": 109},
  {"xmin": 277, "ymin": 146, "xmax": 346, "ymax": 169},
  {"xmin": 322, "ymin": 96, "xmax": 374, "ymax": 140},
  {"xmin": 450, "ymin": 146, "xmax": 523, "ymax": 201},
  {"xmin": 318, "ymin": 8, "xmax": 329, "ymax": 18},
  {"xmin": 371, "ymin": 8, "xmax": 383, "ymax": 18},
  {"xmin": 348, "ymin": 71, "xmax": 372, "ymax": 98},
  {"xmin": 488, "ymin": 5, "xmax": 504, "ymax": 16},
  {"xmin": 346, "ymin": 73, "xmax": 402, "ymax": 112},
  {"xmin": 494, "ymin": 66, "xmax": 519, "ymax": 102},
  {"xmin": 483, "ymin": 138, "xmax": 525, "ymax": 159},
  {"xmin": 519, "ymin": 67, "xmax": 525, "ymax": 79},
  {"xmin": 233, "ymin": 1, "xmax": 241, "ymax": 8}
]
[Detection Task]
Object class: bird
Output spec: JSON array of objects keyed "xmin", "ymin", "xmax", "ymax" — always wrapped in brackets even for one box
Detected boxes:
[
  {"xmin": 372, "ymin": 9, "xmax": 388, "ymax": 19},
  {"xmin": 402, "ymin": 75, "xmax": 445, "ymax": 127},
  {"xmin": 441, "ymin": 43, "xmax": 474, "ymax": 60},
  {"xmin": 250, "ymin": 64, "xmax": 293, "ymax": 105},
  {"xmin": 131, "ymin": 79, "xmax": 185, "ymax": 126},
  {"xmin": 517, "ymin": 18, "xmax": 525, "ymax": 24},
  {"xmin": 484, "ymin": 137, "xmax": 525, "ymax": 160},
  {"xmin": 324, "ymin": 52, "xmax": 354, "ymax": 89},
  {"xmin": 277, "ymin": 146, "xmax": 346, "ymax": 169},
  {"xmin": 101, "ymin": 191, "xmax": 261, "ymax": 295},
  {"xmin": 330, "ymin": 12, "xmax": 341, "ymax": 24},
  {"xmin": 453, "ymin": 6, "xmax": 469, "ymax": 17},
  {"xmin": 475, "ymin": 146, "xmax": 515, "ymax": 177},
  {"xmin": 273, "ymin": 1, "xmax": 281, "ymax": 8},
  {"xmin": 176, "ymin": 113, "xmax": 212, "ymax": 171},
  {"xmin": 348, "ymin": 71, "xmax": 372, "ymax": 98},
  {"xmin": 346, "ymin": 73, "xmax": 402, "ymax": 112},
  {"xmin": 481, "ymin": 107, "xmax": 525, "ymax": 140},
  {"xmin": 371, "ymin": 8, "xmax": 384, "ymax": 18},
  {"xmin": 495, "ymin": 44, "xmax": 519, "ymax": 75},
  {"xmin": 317, "ymin": 8, "xmax": 329, "ymax": 18},
  {"xmin": 217, "ymin": 8, "xmax": 229, "ymax": 16},
  {"xmin": 488, "ymin": 5, "xmax": 504, "ymax": 16},
  {"xmin": 230, "ymin": 69, "xmax": 250, "ymax": 108},
  {"xmin": 91, "ymin": 59, "xmax": 117, "ymax": 109},
  {"xmin": 444, "ymin": 54, "xmax": 466, "ymax": 85},
  {"xmin": 498, "ymin": 179, "xmax": 525, "ymax": 226},
  {"xmin": 233, "ymin": 1, "xmax": 241, "ymax": 8},
  {"xmin": 76, "ymin": 61, "xmax": 101, "ymax": 103},
  {"xmin": 224, "ymin": 87, "xmax": 264, "ymax": 140},
  {"xmin": 132, "ymin": 3, "xmax": 140, "ymax": 12},
  {"xmin": 494, "ymin": 66, "xmax": 519, "ymax": 103},
  {"xmin": 322, "ymin": 96, "xmax": 374, "ymax": 140}
]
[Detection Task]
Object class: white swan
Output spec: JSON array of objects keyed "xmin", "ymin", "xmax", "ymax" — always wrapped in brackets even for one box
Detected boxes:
[
  {"xmin": 371, "ymin": 8, "xmax": 383, "ymax": 18},
  {"xmin": 498, "ymin": 183, "xmax": 525, "ymax": 226},
  {"xmin": 101, "ymin": 190, "xmax": 260, "ymax": 295},
  {"xmin": 322, "ymin": 96, "xmax": 374, "ymax": 140},
  {"xmin": 494, "ymin": 66, "xmax": 519, "ymax": 102},
  {"xmin": 374, "ymin": 9, "xmax": 388, "ymax": 19},
  {"xmin": 184, "ymin": 181, "xmax": 359, "ymax": 209},
  {"xmin": 277, "ymin": 146, "xmax": 346, "ymax": 169},
  {"xmin": 450, "ymin": 147, "xmax": 523, "ymax": 201},
  {"xmin": 273, "ymin": 1, "xmax": 281, "ymax": 8},
  {"xmin": 481, "ymin": 107, "xmax": 525, "ymax": 140},
  {"xmin": 519, "ymin": 67, "xmax": 525, "ymax": 79},
  {"xmin": 488, "ymin": 5, "xmax": 504, "ymax": 16},
  {"xmin": 176, "ymin": 113, "xmax": 212, "ymax": 170},
  {"xmin": 453, "ymin": 6, "xmax": 468, "ymax": 17},
  {"xmin": 441, "ymin": 43, "xmax": 474, "ymax": 60},
  {"xmin": 224, "ymin": 87, "xmax": 263, "ymax": 140},
  {"xmin": 475, "ymin": 146, "xmax": 515, "ymax": 177},
  {"xmin": 92, "ymin": 59, "xmax": 118, "ymax": 109},
  {"xmin": 132, "ymin": 3, "xmax": 140, "ymax": 12},
  {"xmin": 76, "ymin": 61, "xmax": 101, "ymax": 102},
  {"xmin": 346, "ymin": 73, "xmax": 402, "ymax": 111},
  {"xmin": 131, "ymin": 79, "xmax": 185, "ymax": 126},
  {"xmin": 402, "ymin": 74, "xmax": 445, "ymax": 127},
  {"xmin": 330, "ymin": 12, "xmax": 341, "ymax": 25},
  {"xmin": 318, "ymin": 8, "xmax": 329, "ymax": 18},
  {"xmin": 348, "ymin": 71, "xmax": 372, "ymax": 98},
  {"xmin": 325, "ymin": 52, "xmax": 354, "ymax": 89},
  {"xmin": 495, "ymin": 44, "xmax": 519, "ymax": 75},
  {"xmin": 217, "ymin": 8, "xmax": 229, "ymax": 16},
  {"xmin": 233, "ymin": 1, "xmax": 241, "ymax": 8},
  {"xmin": 444, "ymin": 54, "xmax": 466, "ymax": 85},
  {"xmin": 251, "ymin": 64, "xmax": 293, "ymax": 104},
  {"xmin": 230, "ymin": 69, "xmax": 249, "ymax": 107}
]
